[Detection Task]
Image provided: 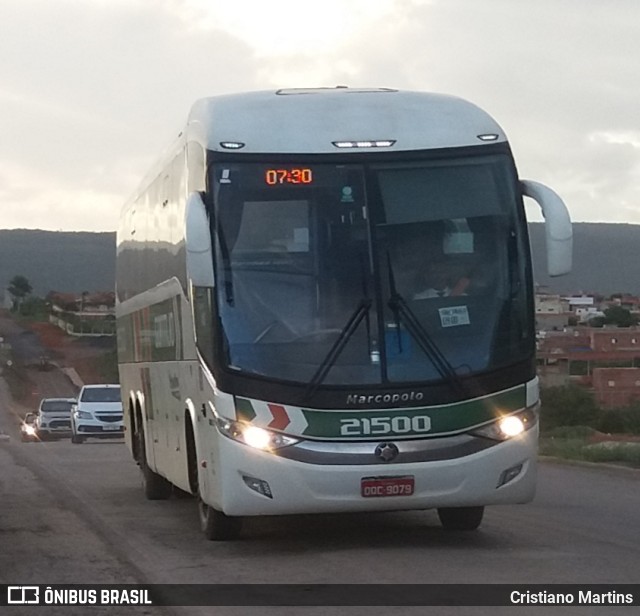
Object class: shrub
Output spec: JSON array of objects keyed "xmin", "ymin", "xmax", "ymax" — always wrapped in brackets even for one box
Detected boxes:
[
  {"xmin": 539, "ymin": 384, "xmax": 602, "ymax": 431},
  {"xmin": 597, "ymin": 407, "xmax": 640, "ymax": 435}
]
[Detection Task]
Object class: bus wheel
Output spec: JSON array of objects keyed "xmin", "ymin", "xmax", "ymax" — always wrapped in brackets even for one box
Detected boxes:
[
  {"xmin": 136, "ymin": 423, "xmax": 172, "ymax": 500},
  {"xmin": 198, "ymin": 499, "xmax": 242, "ymax": 541},
  {"xmin": 437, "ymin": 506, "xmax": 484, "ymax": 531}
]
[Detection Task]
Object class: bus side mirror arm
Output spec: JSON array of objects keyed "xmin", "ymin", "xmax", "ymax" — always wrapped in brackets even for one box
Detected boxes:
[
  {"xmin": 185, "ymin": 192, "xmax": 215, "ymax": 287},
  {"xmin": 521, "ymin": 180, "xmax": 572, "ymax": 277}
]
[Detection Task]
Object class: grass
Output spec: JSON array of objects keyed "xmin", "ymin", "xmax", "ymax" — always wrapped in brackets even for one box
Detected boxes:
[
  {"xmin": 540, "ymin": 427, "xmax": 640, "ymax": 468},
  {"xmin": 582, "ymin": 442, "xmax": 640, "ymax": 466}
]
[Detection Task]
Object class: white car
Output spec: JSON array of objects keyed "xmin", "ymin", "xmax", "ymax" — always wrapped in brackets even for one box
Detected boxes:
[{"xmin": 71, "ymin": 384, "xmax": 123, "ymax": 444}]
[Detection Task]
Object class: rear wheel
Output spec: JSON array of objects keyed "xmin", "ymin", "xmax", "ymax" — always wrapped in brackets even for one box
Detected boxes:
[
  {"xmin": 136, "ymin": 420, "xmax": 172, "ymax": 500},
  {"xmin": 437, "ymin": 506, "xmax": 484, "ymax": 531},
  {"xmin": 198, "ymin": 498, "xmax": 242, "ymax": 541}
]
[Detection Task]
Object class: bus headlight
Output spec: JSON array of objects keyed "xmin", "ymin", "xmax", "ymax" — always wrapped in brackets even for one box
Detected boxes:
[
  {"xmin": 243, "ymin": 426, "xmax": 272, "ymax": 449},
  {"xmin": 471, "ymin": 409, "xmax": 537, "ymax": 441},
  {"xmin": 216, "ymin": 417, "xmax": 299, "ymax": 451}
]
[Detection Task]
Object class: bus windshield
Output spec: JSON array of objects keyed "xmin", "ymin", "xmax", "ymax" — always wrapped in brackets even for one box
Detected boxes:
[{"xmin": 210, "ymin": 154, "xmax": 532, "ymax": 387}]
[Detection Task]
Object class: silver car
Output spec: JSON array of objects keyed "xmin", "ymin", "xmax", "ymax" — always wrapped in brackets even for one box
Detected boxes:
[{"xmin": 36, "ymin": 398, "xmax": 75, "ymax": 440}]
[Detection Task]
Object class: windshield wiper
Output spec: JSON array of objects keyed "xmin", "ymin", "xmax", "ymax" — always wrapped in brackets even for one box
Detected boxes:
[
  {"xmin": 301, "ymin": 254, "xmax": 373, "ymax": 403},
  {"xmin": 300, "ymin": 298, "xmax": 372, "ymax": 403},
  {"xmin": 386, "ymin": 253, "xmax": 467, "ymax": 397}
]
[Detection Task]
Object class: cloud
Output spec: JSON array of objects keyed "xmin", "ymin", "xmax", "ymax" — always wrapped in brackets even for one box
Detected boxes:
[
  {"xmin": 1, "ymin": 0, "xmax": 639, "ymax": 229},
  {"xmin": 0, "ymin": 0, "xmax": 262, "ymax": 230},
  {"xmin": 174, "ymin": 0, "xmax": 405, "ymax": 56},
  {"xmin": 308, "ymin": 0, "xmax": 640, "ymax": 223}
]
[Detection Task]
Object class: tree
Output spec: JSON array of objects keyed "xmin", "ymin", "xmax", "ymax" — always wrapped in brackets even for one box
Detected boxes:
[
  {"xmin": 7, "ymin": 275, "xmax": 32, "ymax": 311},
  {"xmin": 602, "ymin": 305, "xmax": 638, "ymax": 328}
]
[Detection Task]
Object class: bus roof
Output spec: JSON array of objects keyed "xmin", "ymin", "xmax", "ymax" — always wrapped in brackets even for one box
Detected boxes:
[{"xmin": 186, "ymin": 88, "xmax": 507, "ymax": 155}]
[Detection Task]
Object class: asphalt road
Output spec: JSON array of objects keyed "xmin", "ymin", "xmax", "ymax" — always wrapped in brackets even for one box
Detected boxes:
[{"xmin": 1, "ymin": 318, "xmax": 639, "ymax": 615}]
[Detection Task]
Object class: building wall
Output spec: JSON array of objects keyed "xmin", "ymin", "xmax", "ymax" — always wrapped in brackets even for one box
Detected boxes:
[
  {"xmin": 535, "ymin": 313, "xmax": 570, "ymax": 331},
  {"xmin": 592, "ymin": 367, "xmax": 640, "ymax": 409},
  {"xmin": 590, "ymin": 330, "xmax": 640, "ymax": 352}
]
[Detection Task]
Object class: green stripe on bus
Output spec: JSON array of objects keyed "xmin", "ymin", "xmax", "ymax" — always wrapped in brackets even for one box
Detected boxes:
[
  {"xmin": 300, "ymin": 386, "xmax": 526, "ymax": 439},
  {"xmin": 235, "ymin": 397, "xmax": 257, "ymax": 422}
]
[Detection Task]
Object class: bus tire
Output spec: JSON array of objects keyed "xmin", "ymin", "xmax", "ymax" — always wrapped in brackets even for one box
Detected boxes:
[
  {"xmin": 198, "ymin": 498, "xmax": 242, "ymax": 541},
  {"xmin": 136, "ymin": 422, "xmax": 172, "ymax": 500},
  {"xmin": 437, "ymin": 506, "xmax": 484, "ymax": 531}
]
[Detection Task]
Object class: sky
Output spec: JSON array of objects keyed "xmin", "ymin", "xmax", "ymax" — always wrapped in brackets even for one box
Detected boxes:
[{"xmin": 1, "ymin": 0, "xmax": 639, "ymax": 231}]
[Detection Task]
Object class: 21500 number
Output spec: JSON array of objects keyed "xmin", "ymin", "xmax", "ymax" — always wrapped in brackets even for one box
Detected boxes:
[{"xmin": 340, "ymin": 415, "xmax": 432, "ymax": 437}]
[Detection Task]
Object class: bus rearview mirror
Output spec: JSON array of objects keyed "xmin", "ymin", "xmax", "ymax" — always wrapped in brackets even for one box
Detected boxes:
[{"xmin": 521, "ymin": 180, "xmax": 572, "ymax": 277}]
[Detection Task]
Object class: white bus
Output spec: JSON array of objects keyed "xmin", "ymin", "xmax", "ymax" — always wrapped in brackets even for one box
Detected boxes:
[{"xmin": 116, "ymin": 87, "xmax": 571, "ymax": 540}]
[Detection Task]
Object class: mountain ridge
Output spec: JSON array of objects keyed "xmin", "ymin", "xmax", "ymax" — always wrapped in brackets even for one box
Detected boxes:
[{"xmin": 0, "ymin": 223, "xmax": 637, "ymax": 296}]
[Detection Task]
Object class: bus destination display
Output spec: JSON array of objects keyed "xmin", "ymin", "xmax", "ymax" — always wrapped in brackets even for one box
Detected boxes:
[{"xmin": 265, "ymin": 168, "xmax": 313, "ymax": 185}]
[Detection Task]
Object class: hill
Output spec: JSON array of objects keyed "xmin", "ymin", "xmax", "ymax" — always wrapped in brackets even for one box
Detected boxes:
[
  {"xmin": 0, "ymin": 223, "xmax": 638, "ymax": 297},
  {"xmin": 528, "ymin": 223, "xmax": 640, "ymax": 295},
  {"xmin": 0, "ymin": 230, "xmax": 116, "ymax": 297}
]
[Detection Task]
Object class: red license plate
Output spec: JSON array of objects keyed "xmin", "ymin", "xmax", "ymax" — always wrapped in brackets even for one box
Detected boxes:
[{"xmin": 361, "ymin": 476, "xmax": 415, "ymax": 498}]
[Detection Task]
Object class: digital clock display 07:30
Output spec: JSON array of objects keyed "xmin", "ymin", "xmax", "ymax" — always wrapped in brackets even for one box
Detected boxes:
[{"xmin": 265, "ymin": 168, "xmax": 313, "ymax": 185}]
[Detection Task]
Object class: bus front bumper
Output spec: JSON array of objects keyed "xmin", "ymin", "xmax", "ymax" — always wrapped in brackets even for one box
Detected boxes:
[{"xmin": 211, "ymin": 428, "xmax": 538, "ymax": 517}]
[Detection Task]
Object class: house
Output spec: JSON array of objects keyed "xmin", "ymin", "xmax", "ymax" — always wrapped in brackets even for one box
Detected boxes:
[
  {"xmin": 47, "ymin": 291, "xmax": 115, "ymax": 336},
  {"xmin": 535, "ymin": 293, "xmax": 570, "ymax": 331}
]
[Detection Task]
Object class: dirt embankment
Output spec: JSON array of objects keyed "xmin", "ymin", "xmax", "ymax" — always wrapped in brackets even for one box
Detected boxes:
[
  {"xmin": 28, "ymin": 322, "xmax": 107, "ymax": 383},
  {"xmin": 3, "ymin": 317, "xmax": 117, "ymax": 407},
  {"xmin": 31, "ymin": 321, "xmax": 117, "ymax": 384}
]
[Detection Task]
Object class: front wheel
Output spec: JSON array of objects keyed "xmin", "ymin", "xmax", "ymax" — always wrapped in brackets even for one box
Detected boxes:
[
  {"xmin": 198, "ymin": 498, "xmax": 242, "ymax": 541},
  {"xmin": 437, "ymin": 506, "xmax": 484, "ymax": 531}
]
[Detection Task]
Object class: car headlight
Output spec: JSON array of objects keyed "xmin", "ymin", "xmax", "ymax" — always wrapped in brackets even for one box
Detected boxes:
[
  {"xmin": 76, "ymin": 411, "xmax": 93, "ymax": 419},
  {"xmin": 24, "ymin": 425, "xmax": 37, "ymax": 436},
  {"xmin": 471, "ymin": 408, "xmax": 537, "ymax": 441},
  {"xmin": 215, "ymin": 416, "xmax": 299, "ymax": 451}
]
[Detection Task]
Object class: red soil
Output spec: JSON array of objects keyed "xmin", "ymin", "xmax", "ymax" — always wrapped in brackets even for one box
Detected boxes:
[{"xmin": 28, "ymin": 321, "xmax": 107, "ymax": 384}]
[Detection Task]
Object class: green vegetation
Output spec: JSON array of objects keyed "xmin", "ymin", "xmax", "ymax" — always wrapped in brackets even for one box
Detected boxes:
[
  {"xmin": 0, "ymin": 335, "xmax": 30, "ymax": 402},
  {"xmin": 13, "ymin": 297, "xmax": 50, "ymax": 323},
  {"xmin": 589, "ymin": 305, "xmax": 639, "ymax": 328},
  {"xmin": 540, "ymin": 384, "xmax": 601, "ymax": 431},
  {"xmin": 7, "ymin": 274, "xmax": 32, "ymax": 310},
  {"xmin": 540, "ymin": 435, "xmax": 640, "ymax": 468},
  {"xmin": 539, "ymin": 385, "xmax": 640, "ymax": 468},
  {"xmin": 7, "ymin": 274, "xmax": 50, "ymax": 323},
  {"xmin": 95, "ymin": 348, "xmax": 119, "ymax": 383},
  {"xmin": 2, "ymin": 358, "xmax": 32, "ymax": 403}
]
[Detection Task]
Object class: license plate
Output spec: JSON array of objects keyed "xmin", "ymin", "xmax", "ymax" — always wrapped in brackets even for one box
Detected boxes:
[
  {"xmin": 102, "ymin": 425, "xmax": 121, "ymax": 431},
  {"xmin": 361, "ymin": 476, "xmax": 415, "ymax": 498}
]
